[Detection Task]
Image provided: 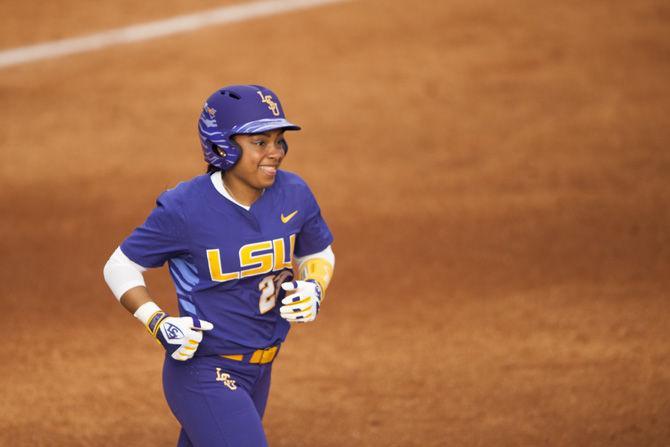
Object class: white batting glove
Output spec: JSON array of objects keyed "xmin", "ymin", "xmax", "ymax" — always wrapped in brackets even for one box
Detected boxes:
[
  {"xmin": 155, "ymin": 315, "xmax": 214, "ymax": 361},
  {"xmin": 280, "ymin": 280, "xmax": 322, "ymax": 323},
  {"xmin": 135, "ymin": 302, "xmax": 213, "ymax": 361}
]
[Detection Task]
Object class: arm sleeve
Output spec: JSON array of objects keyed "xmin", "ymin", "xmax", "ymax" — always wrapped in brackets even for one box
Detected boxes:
[
  {"xmin": 294, "ymin": 188, "xmax": 334, "ymax": 257},
  {"xmin": 120, "ymin": 192, "xmax": 189, "ymax": 268},
  {"xmin": 294, "ymin": 245, "xmax": 335, "ymax": 268},
  {"xmin": 294, "ymin": 245, "xmax": 335, "ymax": 295},
  {"xmin": 103, "ymin": 247, "xmax": 147, "ymax": 300}
]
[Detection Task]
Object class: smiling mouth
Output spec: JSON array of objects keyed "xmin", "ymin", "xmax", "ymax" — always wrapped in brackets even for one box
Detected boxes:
[{"xmin": 259, "ymin": 165, "xmax": 278, "ymax": 176}]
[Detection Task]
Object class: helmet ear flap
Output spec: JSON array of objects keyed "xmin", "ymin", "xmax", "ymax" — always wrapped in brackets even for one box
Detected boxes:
[
  {"xmin": 210, "ymin": 139, "xmax": 242, "ymax": 171},
  {"xmin": 212, "ymin": 143, "xmax": 226, "ymax": 158}
]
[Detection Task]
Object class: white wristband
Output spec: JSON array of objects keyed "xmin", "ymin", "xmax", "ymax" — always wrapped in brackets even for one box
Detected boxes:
[{"xmin": 133, "ymin": 301, "xmax": 163, "ymax": 326}]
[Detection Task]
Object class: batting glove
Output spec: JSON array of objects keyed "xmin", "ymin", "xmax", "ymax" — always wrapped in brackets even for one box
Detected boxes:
[
  {"xmin": 147, "ymin": 311, "xmax": 214, "ymax": 361},
  {"xmin": 280, "ymin": 280, "xmax": 322, "ymax": 323}
]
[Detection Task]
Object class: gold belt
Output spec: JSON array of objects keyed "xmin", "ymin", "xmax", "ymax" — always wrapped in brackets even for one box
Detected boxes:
[{"xmin": 221, "ymin": 345, "xmax": 279, "ymax": 364}]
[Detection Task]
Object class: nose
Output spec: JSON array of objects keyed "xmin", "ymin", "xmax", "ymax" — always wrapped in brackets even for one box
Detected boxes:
[{"xmin": 267, "ymin": 141, "xmax": 286, "ymax": 159}]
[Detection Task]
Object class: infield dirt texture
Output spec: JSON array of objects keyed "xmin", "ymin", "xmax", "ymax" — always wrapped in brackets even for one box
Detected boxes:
[{"xmin": 1, "ymin": 0, "xmax": 669, "ymax": 446}]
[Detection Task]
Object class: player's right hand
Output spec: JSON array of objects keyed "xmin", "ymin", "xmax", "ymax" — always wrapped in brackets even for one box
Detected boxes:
[
  {"xmin": 279, "ymin": 280, "xmax": 323, "ymax": 323},
  {"xmin": 149, "ymin": 314, "xmax": 214, "ymax": 361}
]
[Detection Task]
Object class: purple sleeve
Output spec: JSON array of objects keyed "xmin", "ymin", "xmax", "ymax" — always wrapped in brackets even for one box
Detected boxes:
[
  {"xmin": 294, "ymin": 188, "xmax": 334, "ymax": 257},
  {"xmin": 120, "ymin": 193, "xmax": 188, "ymax": 268}
]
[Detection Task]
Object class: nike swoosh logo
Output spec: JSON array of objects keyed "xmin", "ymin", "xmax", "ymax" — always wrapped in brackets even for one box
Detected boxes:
[{"xmin": 280, "ymin": 210, "xmax": 298, "ymax": 224}]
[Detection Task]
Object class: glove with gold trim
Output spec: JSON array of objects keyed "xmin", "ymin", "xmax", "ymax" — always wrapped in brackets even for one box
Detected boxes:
[
  {"xmin": 279, "ymin": 280, "xmax": 322, "ymax": 323},
  {"xmin": 147, "ymin": 311, "xmax": 214, "ymax": 361}
]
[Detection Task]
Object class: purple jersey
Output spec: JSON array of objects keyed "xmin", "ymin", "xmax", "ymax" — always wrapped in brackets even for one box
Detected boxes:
[{"xmin": 121, "ymin": 170, "xmax": 333, "ymax": 355}]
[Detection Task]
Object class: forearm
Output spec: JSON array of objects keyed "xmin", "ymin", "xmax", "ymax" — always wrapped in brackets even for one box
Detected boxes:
[
  {"xmin": 120, "ymin": 285, "xmax": 154, "ymax": 315},
  {"xmin": 103, "ymin": 247, "xmax": 212, "ymax": 360}
]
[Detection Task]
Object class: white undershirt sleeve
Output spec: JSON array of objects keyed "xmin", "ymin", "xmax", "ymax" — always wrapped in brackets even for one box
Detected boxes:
[
  {"xmin": 103, "ymin": 247, "xmax": 148, "ymax": 300},
  {"xmin": 294, "ymin": 245, "xmax": 335, "ymax": 269}
]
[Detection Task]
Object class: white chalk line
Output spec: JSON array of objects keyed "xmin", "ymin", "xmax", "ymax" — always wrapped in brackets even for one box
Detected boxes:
[{"xmin": 0, "ymin": 0, "xmax": 345, "ymax": 69}]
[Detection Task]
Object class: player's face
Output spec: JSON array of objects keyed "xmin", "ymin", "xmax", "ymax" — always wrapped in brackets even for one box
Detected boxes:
[{"xmin": 229, "ymin": 129, "xmax": 287, "ymax": 191}]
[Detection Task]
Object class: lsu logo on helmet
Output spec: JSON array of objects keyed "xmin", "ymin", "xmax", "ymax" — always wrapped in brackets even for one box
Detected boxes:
[
  {"xmin": 206, "ymin": 104, "xmax": 217, "ymax": 119},
  {"xmin": 202, "ymin": 103, "xmax": 218, "ymax": 128},
  {"xmin": 256, "ymin": 91, "xmax": 280, "ymax": 116}
]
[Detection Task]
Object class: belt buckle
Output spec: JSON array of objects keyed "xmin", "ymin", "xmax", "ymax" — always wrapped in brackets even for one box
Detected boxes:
[
  {"xmin": 248, "ymin": 345, "xmax": 278, "ymax": 364},
  {"xmin": 259, "ymin": 346, "xmax": 277, "ymax": 364}
]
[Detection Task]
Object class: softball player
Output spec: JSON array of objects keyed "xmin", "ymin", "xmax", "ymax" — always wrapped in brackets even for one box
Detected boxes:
[{"xmin": 103, "ymin": 84, "xmax": 335, "ymax": 447}]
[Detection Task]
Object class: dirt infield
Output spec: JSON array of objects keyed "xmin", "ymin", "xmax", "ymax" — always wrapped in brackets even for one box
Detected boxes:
[{"xmin": 1, "ymin": 0, "xmax": 669, "ymax": 445}]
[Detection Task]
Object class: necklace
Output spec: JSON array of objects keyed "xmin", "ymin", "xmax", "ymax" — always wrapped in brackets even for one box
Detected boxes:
[
  {"xmin": 221, "ymin": 174, "xmax": 265, "ymax": 205},
  {"xmin": 221, "ymin": 177, "xmax": 235, "ymax": 198}
]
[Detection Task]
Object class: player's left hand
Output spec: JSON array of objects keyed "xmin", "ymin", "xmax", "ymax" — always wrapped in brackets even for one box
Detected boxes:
[{"xmin": 280, "ymin": 280, "xmax": 322, "ymax": 323}]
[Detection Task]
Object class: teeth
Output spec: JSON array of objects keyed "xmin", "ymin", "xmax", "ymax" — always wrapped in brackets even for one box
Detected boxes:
[{"xmin": 260, "ymin": 166, "xmax": 277, "ymax": 175}]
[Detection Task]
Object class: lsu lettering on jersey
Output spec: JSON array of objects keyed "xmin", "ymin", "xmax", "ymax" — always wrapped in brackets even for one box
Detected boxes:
[{"xmin": 121, "ymin": 170, "xmax": 333, "ymax": 355}]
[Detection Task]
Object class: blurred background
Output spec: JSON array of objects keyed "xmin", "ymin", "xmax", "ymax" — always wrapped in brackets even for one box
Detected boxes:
[{"xmin": 1, "ymin": 0, "xmax": 669, "ymax": 445}]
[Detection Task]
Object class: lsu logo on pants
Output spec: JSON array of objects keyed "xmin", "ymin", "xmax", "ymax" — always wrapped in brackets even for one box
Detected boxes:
[{"xmin": 216, "ymin": 368, "xmax": 237, "ymax": 390}]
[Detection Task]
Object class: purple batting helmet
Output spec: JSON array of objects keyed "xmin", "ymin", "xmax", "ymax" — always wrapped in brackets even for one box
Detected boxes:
[{"xmin": 198, "ymin": 85, "xmax": 301, "ymax": 170}]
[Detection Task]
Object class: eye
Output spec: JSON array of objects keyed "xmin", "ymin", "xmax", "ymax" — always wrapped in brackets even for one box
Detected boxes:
[{"xmin": 252, "ymin": 139, "xmax": 266, "ymax": 147}]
